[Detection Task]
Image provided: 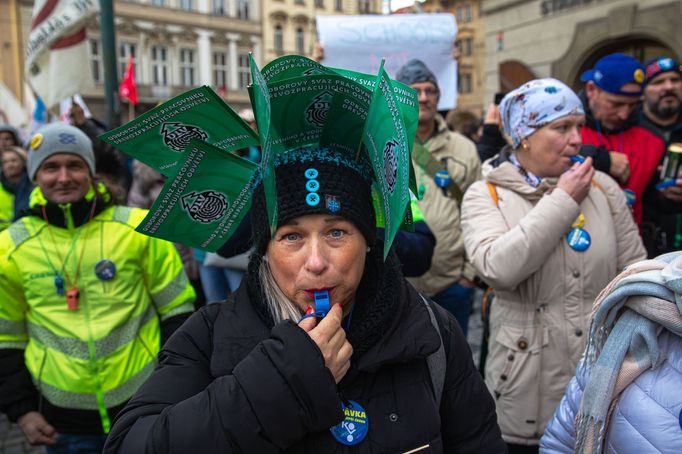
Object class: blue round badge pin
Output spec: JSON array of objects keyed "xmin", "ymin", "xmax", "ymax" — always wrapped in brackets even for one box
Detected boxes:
[
  {"xmin": 330, "ymin": 400, "xmax": 369, "ymax": 446},
  {"xmin": 566, "ymin": 228, "xmax": 591, "ymax": 252},
  {"xmin": 95, "ymin": 259, "xmax": 117, "ymax": 281},
  {"xmin": 434, "ymin": 169, "xmax": 452, "ymax": 188}
]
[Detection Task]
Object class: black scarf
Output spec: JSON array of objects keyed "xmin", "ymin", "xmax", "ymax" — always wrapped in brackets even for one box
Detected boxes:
[
  {"xmin": 28, "ymin": 192, "xmax": 111, "ymax": 228},
  {"xmin": 245, "ymin": 240, "xmax": 404, "ymax": 359}
]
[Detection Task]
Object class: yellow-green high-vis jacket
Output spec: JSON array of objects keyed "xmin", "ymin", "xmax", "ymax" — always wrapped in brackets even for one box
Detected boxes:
[{"xmin": 0, "ymin": 186, "xmax": 195, "ymax": 433}]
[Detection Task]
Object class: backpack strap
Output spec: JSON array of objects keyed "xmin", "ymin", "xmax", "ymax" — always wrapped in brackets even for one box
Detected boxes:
[
  {"xmin": 419, "ymin": 294, "xmax": 446, "ymax": 409},
  {"xmin": 412, "ymin": 144, "xmax": 465, "ymax": 203},
  {"xmin": 486, "ymin": 181, "xmax": 499, "ymax": 207}
]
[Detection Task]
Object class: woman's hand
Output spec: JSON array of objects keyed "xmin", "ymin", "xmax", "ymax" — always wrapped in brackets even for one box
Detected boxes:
[
  {"xmin": 299, "ymin": 304, "xmax": 353, "ymax": 383},
  {"xmin": 557, "ymin": 157, "xmax": 595, "ymax": 204}
]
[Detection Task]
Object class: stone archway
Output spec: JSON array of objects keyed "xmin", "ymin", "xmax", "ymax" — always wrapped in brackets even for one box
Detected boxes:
[{"xmin": 552, "ymin": 2, "xmax": 682, "ymax": 91}]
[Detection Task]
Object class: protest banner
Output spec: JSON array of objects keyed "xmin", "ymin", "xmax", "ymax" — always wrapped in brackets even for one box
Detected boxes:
[{"xmin": 316, "ymin": 13, "xmax": 458, "ymax": 110}]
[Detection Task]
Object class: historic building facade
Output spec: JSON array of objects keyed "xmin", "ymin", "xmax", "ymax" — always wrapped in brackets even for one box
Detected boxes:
[
  {"xmin": 482, "ymin": 0, "xmax": 682, "ymax": 102},
  {"xmin": 421, "ymin": 0, "xmax": 485, "ymax": 116}
]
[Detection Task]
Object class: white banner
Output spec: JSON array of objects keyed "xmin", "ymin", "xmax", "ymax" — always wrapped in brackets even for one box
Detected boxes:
[
  {"xmin": 26, "ymin": 0, "xmax": 100, "ymax": 109},
  {"xmin": 316, "ymin": 13, "xmax": 458, "ymax": 110},
  {"xmin": 26, "ymin": 0, "xmax": 100, "ymax": 68}
]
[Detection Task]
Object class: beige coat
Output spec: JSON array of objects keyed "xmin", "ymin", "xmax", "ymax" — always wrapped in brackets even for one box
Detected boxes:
[
  {"xmin": 461, "ymin": 161, "xmax": 645, "ymax": 445},
  {"xmin": 408, "ymin": 115, "xmax": 481, "ymax": 296}
]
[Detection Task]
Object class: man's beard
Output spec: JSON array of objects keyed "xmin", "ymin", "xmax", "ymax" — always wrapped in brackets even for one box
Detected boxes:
[{"xmin": 648, "ymin": 92, "xmax": 681, "ymax": 120}]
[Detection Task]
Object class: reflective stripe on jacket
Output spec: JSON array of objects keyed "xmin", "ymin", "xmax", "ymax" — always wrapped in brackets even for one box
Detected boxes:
[{"xmin": 0, "ymin": 203, "xmax": 195, "ymax": 431}]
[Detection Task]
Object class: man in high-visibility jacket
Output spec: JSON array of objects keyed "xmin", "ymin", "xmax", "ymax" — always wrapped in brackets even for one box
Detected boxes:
[{"xmin": 0, "ymin": 123, "xmax": 196, "ymax": 452}]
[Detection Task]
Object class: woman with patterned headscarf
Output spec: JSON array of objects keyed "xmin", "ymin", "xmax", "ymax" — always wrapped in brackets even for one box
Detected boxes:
[{"xmin": 460, "ymin": 78, "xmax": 646, "ymax": 453}]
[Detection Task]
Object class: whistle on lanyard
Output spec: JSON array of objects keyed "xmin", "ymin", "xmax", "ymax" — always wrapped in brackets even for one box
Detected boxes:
[
  {"xmin": 570, "ymin": 155, "xmax": 586, "ymax": 164},
  {"xmin": 66, "ymin": 287, "xmax": 80, "ymax": 311}
]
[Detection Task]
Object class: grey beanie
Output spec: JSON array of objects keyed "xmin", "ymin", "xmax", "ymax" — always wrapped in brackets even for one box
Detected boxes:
[
  {"xmin": 27, "ymin": 123, "xmax": 95, "ymax": 180},
  {"xmin": 0, "ymin": 124, "xmax": 21, "ymax": 146},
  {"xmin": 395, "ymin": 59, "xmax": 439, "ymax": 92}
]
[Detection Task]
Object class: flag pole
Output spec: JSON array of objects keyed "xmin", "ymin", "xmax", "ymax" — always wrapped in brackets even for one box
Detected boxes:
[
  {"xmin": 128, "ymin": 100, "xmax": 135, "ymax": 120},
  {"xmin": 100, "ymin": 0, "xmax": 120, "ymax": 128}
]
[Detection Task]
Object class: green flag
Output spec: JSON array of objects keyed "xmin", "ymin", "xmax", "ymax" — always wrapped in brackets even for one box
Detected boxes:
[
  {"xmin": 136, "ymin": 139, "xmax": 258, "ymax": 251},
  {"xmin": 100, "ymin": 86, "xmax": 258, "ymax": 176}
]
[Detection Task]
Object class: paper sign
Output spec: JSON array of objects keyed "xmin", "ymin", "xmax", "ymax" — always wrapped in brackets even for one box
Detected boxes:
[{"xmin": 317, "ymin": 13, "xmax": 458, "ymax": 110}]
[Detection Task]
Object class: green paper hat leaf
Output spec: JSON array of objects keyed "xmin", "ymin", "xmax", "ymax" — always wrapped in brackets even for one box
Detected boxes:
[
  {"xmin": 249, "ymin": 54, "xmax": 278, "ymax": 239},
  {"xmin": 332, "ymin": 67, "xmax": 419, "ymax": 197},
  {"xmin": 362, "ymin": 61, "xmax": 412, "ymax": 259},
  {"xmin": 109, "ymin": 55, "xmax": 419, "ymax": 259},
  {"xmin": 99, "ymin": 86, "xmax": 259, "ymax": 176},
  {"xmin": 135, "ymin": 139, "xmax": 258, "ymax": 251}
]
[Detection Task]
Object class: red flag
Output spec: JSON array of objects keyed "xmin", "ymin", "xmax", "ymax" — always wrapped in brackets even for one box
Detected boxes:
[{"xmin": 119, "ymin": 55, "xmax": 138, "ymax": 105}]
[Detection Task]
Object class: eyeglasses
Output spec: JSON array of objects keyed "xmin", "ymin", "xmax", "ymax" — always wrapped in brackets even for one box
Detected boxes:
[{"xmin": 414, "ymin": 87, "xmax": 438, "ymax": 97}]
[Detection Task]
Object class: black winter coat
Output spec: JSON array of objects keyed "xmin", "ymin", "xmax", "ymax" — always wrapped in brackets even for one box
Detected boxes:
[{"xmin": 103, "ymin": 258, "xmax": 503, "ymax": 453}]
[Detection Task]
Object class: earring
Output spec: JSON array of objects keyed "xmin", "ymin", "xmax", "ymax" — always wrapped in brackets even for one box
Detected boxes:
[{"xmin": 521, "ymin": 141, "xmax": 530, "ymax": 151}]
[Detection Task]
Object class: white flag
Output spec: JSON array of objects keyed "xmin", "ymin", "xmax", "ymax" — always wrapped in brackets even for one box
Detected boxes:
[
  {"xmin": 0, "ymin": 81, "xmax": 30, "ymax": 128},
  {"xmin": 26, "ymin": 0, "xmax": 101, "ymax": 109}
]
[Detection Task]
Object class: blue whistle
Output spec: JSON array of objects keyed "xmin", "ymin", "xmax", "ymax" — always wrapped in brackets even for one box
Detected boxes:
[
  {"xmin": 570, "ymin": 155, "xmax": 585, "ymax": 164},
  {"xmin": 313, "ymin": 290, "xmax": 330, "ymax": 317}
]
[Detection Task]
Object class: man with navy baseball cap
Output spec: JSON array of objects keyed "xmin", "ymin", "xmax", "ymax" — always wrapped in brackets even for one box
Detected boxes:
[{"xmin": 579, "ymin": 52, "xmax": 665, "ymax": 228}]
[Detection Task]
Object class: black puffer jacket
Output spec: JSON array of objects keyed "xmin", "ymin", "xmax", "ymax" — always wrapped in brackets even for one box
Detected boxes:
[{"xmin": 103, "ymin": 251, "xmax": 504, "ymax": 453}]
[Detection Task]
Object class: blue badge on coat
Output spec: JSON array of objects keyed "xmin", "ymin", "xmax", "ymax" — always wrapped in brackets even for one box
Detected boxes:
[
  {"xmin": 95, "ymin": 259, "xmax": 117, "ymax": 281},
  {"xmin": 330, "ymin": 400, "xmax": 369, "ymax": 445},
  {"xmin": 434, "ymin": 169, "xmax": 452, "ymax": 188},
  {"xmin": 566, "ymin": 228, "xmax": 591, "ymax": 252},
  {"xmin": 54, "ymin": 275, "xmax": 65, "ymax": 295}
]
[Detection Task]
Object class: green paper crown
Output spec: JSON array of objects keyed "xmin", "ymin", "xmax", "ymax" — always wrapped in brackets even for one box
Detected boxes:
[{"xmin": 100, "ymin": 55, "xmax": 419, "ymax": 258}]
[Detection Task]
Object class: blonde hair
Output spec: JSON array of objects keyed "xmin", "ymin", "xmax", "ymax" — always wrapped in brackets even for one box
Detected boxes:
[{"xmin": 259, "ymin": 256, "xmax": 302, "ymax": 323}]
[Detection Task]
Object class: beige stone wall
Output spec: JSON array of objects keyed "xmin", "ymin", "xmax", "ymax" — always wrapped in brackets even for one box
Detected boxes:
[
  {"xmin": 422, "ymin": 0, "xmax": 485, "ymax": 116},
  {"xmin": 482, "ymin": 0, "xmax": 682, "ymax": 103}
]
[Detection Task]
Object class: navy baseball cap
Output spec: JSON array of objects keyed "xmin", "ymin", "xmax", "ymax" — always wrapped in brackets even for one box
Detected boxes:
[
  {"xmin": 644, "ymin": 57, "xmax": 682, "ymax": 86},
  {"xmin": 580, "ymin": 53, "xmax": 645, "ymax": 96}
]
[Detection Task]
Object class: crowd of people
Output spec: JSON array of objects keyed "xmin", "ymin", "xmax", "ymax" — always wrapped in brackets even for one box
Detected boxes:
[{"xmin": 0, "ymin": 50, "xmax": 680, "ymax": 453}]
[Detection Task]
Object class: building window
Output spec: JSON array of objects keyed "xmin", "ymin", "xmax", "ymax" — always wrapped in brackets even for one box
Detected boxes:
[
  {"xmin": 274, "ymin": 25, "xmax": 283, "ymax": 54},
  {"xmin": 458, "ymin": 38, "xmax": 472, "ymax": 57},
  {"xmin": 295, "ymin": 0, "xmax": 304, "ymax": 4},
  {"xmin": 151, "ymin": 45, "xmax": 169, "ymax": 86},
  {"xmin": 212, "ymin": 0, "xmax": 225, "ymax": 14},
  {"xmin": 180, "ymin": 48, "xmax": 196, "ymax": 87},
  {"xmin": 456, "ymin": 4, "xmax": 473, "ymax": 23},
  {"xmin": 89, "ymin": 39, "xmax": 103, "ymax": 83},
  {"xmin": 179, "ymin": 0, "xmax": 192, "ymax": 10},
  {"xmin": 213, "ymin": 51, "xmax": 228, "ymax": 89},
  {"xmin": 335, "ymin": 0, "xmax": 342, "ymax": 10},
  {"xmin": 458, "ymin": 73, "xmax": 472, "ymax": 94},
  {"xmin": 151, "ymin": 0, "xmax": 165, "ymax": 6},
  {"xmin": 358, "ymin": 0, "xmax": 370, "ymax": 14},
  {"xmin": 236, "ymin": 0, "xmax": 249, "ymax": 19},
  {"xmin": 295, "ymin": 28, "xmax": 305, "ymax": 55},
  {"xmin": 238, "ymin": 53, "xmax": 250, "ymax": 89},
  {"xmin": 315, "ymin": 0, "xmax": 324, "ymax": 7},
  {"xmin": 118, "ymin": 42, "xmax": 138, "ymax": 80}
]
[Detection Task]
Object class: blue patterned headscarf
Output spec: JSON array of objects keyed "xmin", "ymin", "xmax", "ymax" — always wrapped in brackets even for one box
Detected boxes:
[{"xmin": 500, "ymin": 78, "xmax": 584, "ymax": 149}]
